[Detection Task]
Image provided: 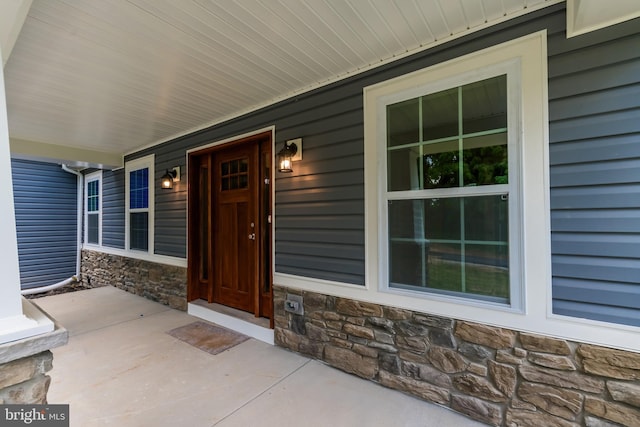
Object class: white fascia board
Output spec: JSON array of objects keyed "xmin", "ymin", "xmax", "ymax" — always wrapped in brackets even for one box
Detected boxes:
[
  {"xmin": 10, "ymin": 138, "xmax": 123, "ymax": 170},
  {"xmin": 567, "ymin": 0, "xmax": 640, "ymax": 37}
]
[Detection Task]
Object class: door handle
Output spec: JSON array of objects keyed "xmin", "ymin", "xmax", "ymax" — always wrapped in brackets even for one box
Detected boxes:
[{"xmin": 248, "ymin": 233, "xmax": 256, "ymax": 240}]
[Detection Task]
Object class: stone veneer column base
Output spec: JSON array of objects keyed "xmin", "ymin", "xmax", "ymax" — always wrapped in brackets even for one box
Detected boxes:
[
  {"xmin": 0, "ymin": 351, "xmax": 53, "ymax": 404},
  {"xmin": 273, "ymin": 286, "xmax": 640, "ymax": 427},
  {"xmin": 80, "ymin": 249, "xmax": 187, "ymax": 311},
  {"xmin": 0, "ymin": 309, "xmax": 68, "ymax": 404}
]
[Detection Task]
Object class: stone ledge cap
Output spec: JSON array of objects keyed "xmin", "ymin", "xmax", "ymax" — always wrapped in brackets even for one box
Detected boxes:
[{"xmin": 0, "ymin": 300, "xmax": 68, "ymax": 364}]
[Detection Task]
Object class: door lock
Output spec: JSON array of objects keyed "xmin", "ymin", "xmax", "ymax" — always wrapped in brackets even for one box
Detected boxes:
[{"xmin": 248, "ymin": 233, "xmax": 256, "ymax": 240}]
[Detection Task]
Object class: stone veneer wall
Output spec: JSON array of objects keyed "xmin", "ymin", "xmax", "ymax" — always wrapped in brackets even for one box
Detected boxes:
[
  {"xmin": 81, "ymin": 249, "xmax": 187, "ymax": 310},
  {"xmin": 274, "ymin": 286, "xmax": 640, "ymax": 427},
  {"xmin": 0, "ymin": 351, "xmax": 53, "ymax": 404}
]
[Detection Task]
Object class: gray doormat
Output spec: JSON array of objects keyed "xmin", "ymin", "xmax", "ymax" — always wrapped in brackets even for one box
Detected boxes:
[{"xmin": 167, "ymin": 321, "xmax": 249, "ymax": 355}]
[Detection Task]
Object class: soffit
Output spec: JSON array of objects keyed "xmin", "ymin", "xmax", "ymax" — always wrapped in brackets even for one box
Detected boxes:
[{"xmin": 4, "ymin": 0, "xmax": 561, "ymax": 162}]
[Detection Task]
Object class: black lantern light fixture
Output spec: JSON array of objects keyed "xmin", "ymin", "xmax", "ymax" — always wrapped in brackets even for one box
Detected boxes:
[
  {"xmin": 161, "ymin": 167, "xmax": 180, "ymax": 189},
  {"xmin": 277, "ymin": 138, "xmax": 302, "ymax": 173}
]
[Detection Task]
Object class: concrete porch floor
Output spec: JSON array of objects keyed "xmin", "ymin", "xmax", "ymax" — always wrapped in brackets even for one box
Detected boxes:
[{"xmin": 33, "ymin": 286, "xmax": 484, "ymax": 427}]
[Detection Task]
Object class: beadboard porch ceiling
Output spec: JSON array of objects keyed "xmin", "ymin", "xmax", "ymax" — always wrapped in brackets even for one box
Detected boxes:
[{"xmin": 3, "ymin": 0, "xmax": 566, "ymax": 168}]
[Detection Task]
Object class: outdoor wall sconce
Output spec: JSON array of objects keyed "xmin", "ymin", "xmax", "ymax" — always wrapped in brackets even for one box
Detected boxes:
[
  {"xmin": 161, "ymin": 166, "xmax": 180, "ymax": 189},
  {"xmin": 277, "ymin": 138, "xmax": 303, "ymax": 173}
]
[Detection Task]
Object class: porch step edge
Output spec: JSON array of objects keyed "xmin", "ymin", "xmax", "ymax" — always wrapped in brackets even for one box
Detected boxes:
[{"xmin": 187, "ymin": 302, "xmax": 274, "ymax": 345}]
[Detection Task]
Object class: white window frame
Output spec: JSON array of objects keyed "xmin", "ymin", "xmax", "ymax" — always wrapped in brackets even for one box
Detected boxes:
[
  {"xmin": 365, "ymin": 31, "xmax": 549, "ymax": 326},
  {"xmin": 84, "ymin": 170, "xmax": 102, "ymax": 246},
  {"xmin": 125, "ymin": 154, "xmax": 154, "ymax": 253}
]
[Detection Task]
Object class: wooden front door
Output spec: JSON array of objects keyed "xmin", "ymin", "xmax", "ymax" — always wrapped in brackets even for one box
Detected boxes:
[
  {"xmin": 188, "ymin": 131, "xmax": 272, "ymax": 320},
  {"xmin": 213, "ymin": 143, "xmax": 258, "ymax": 311}
]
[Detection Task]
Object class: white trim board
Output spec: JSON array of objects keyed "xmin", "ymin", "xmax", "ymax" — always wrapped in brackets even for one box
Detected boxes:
[
  {"xmin": 188, "ymin": 302, "xmax": 274, "ymax": 346},
  {"xmin": 82, "ymin": 245, "xmax": 187, "ymax": 268},
  {"xmin": 567, "ymin": 0, "xmax": 640, "ymax": 37}
]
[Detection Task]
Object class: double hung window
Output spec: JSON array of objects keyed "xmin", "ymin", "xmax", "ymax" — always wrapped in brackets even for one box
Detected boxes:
[
  {"xmin": 125, "ymin": 155, "xmax": 154, "ymax": 253},
  {"xmin": 385, "ymin": 73, "xmax": 516, "ymax": 305},
  {"xmin": 361, "ymin": 34, "xmax": 548, "ymax": 314},
  {"xmin": 84, "ymin": 171, "xmax": 102, "ymax": 245}
]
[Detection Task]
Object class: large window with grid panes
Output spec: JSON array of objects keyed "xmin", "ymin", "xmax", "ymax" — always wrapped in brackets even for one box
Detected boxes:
[{"xmin": 377, "ymin": 60, "xmax": 523, "ymax": 309}]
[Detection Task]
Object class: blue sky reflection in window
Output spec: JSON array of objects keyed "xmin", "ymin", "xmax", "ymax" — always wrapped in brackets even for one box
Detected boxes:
[{"xmin": 130, "ymin": 168, "xmax": 149, "ymax": 209}]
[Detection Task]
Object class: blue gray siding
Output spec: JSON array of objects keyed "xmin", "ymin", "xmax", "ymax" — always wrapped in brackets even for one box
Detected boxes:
[
  {"xmin": 11, "ymin": 159, "xmax": 77, "ymax": 289},
  {"xmin": 102, "ymin": 169, "xmax": 125, "ymax": 249},
  {"xmin": 117, "ymin": 5, "xmax": 640, "ymax": 326},
  {"xmin": 548, "ymin": 21, "xmax": 640, "ymax": 326},
  {"xmin": 155, "ymin": 149, "xmax": 187, "ymax": 257}
]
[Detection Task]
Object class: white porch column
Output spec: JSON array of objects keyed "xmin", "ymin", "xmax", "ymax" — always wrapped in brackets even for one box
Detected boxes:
[{"xmin": 0, "ymin": 45, "xmax": 52, "ymax": 344}]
